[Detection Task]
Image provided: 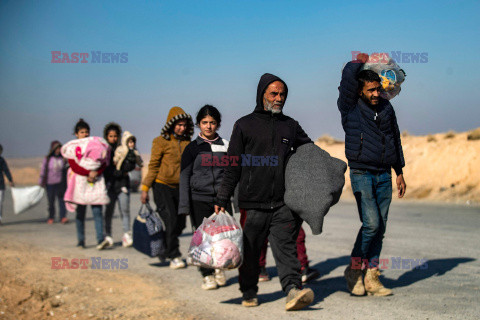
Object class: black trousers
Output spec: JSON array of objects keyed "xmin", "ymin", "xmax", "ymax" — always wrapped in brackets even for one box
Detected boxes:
[
  {"xmin": 239, "ymin": 205, "xmax": 303, "ymax": 300},
  {"xmin": 46, "ymin": 183, "xmax": 66, "ymax": 220},
  {"xmin": 152, "ymin": 182, "xmax": 186, "ymax": 259}
]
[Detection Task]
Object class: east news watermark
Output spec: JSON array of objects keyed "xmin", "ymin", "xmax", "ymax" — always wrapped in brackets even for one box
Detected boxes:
[
  {"xmin": 351, "ymin": 257, "xmax": 429, "ymax": 270},
  {"xmin": 201, "ymin": 154, "xmax": 279, "ymax": 167},
  {"xmin": 51, "ymin": 51, "xmax": 128, "ymax": 63},
  {"xmin": 351, "ymin": 51, "xmax": 429, "ymax": 64},
  {"xmin": 51, "ymin": 257, "xmax": 128, "ymax": 269}
]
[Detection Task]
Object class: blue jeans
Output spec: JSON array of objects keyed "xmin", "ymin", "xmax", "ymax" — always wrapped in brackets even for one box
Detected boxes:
[
  {"xmin": 76, "ymin": 205, "xmax": 104, "ymax": 244},
  {"xmin": 350, "ymin": 169, "xmax": 392, "ymax": 268},
  {"xmin": 104, "ymin": 190, "xmax": 131, "ymax": 237}
]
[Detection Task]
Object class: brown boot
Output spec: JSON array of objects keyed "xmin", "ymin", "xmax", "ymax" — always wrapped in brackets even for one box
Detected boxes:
[
  {"xmin": 364, "ymin": 269, "xmax": 393, "ymax": 296},
  {"xmin": 344, "ymin": 265, "xmax": 365, "ymax": 296}
]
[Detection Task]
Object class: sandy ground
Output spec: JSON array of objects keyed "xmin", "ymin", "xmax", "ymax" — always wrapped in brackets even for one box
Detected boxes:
[
  {"xmin": 7, "ymin": 128, "xmax": 480, "ymax": 205},
  {"xmin": 0, "ymin": 240, "xmax": 202, "ymax": 320}
]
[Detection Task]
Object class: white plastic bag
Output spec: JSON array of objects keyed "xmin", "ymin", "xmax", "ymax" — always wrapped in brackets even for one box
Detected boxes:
[
  {"xmin": 11, "ymin": 186, "xmax": 45, "ymax": 214},
  {"xmin": 187, "ymin": 212, "xmax": 243, "ymax": 269}
]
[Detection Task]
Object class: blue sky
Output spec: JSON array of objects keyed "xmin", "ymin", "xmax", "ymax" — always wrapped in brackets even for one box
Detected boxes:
[{"xmin": 1, "ymin": 0, "xmax": 479, "ymax": 157}]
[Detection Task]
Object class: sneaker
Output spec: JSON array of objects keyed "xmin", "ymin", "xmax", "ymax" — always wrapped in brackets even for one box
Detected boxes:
[
  {"xmin": 214, "ymin": 269, "xmax": 227, "ymax": 286},
  {"xmin": 201, "ymin": 275, "xmax": 218, "ymax": 290},
  {"xmin": 285, "ymin": 287, "xmax": 314, "ymax": 311},
  {"xmin": 364, "ymin": 268, "xmax": 393, "ymax": 296},
  {"xmin": 96, "ymin": 236, "xmax": 114, "ymax": 250},
  {"xmin": 301, "ymin": 267, "xmax": 320, "ymax": 283},
  {"xmin": 242, "ymin": 297, "xmax": 259, "ymax": 307},
  {"xmin": 344, "ymin": 265, "xmax": 365, "ymax": 296},
  {"xmin": 122, "ymin": 232, "xmax": 133, "ymax": 247},
  {"xmin": 258, "ymin": 266, "xmax": 271, "ymax": 282},
  {"xmin": 169, "ymin": 257, "xmax": 186, "ymax": 269},
  {"xmin": 47, "ymin": 218, "xmax": 54, "ymax": 225},
  {"xmin": 60, "ymin": 217, "xmax": 69, "ymax": 224},
  {"xmin": 76, "ymin": 241, "xmax": 85, "ymax": 248}
]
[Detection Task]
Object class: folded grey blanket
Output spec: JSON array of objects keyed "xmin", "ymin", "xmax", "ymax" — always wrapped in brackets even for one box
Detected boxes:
[{"xmin": 285, "ymin": 143, "xmax": 347, "ymax": 235}]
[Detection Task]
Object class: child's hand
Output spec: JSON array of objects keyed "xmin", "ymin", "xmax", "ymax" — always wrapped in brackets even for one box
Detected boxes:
[{"xmin": 87, "ymin": 171, "xmax": 98, "ymax": 183}]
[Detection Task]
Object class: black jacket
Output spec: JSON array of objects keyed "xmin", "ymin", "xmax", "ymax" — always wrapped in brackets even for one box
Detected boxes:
[
  {"xmin": 215, "ymin": 73, "xmax": 312, "ymax": 210},
  {"xmin": 178, "ymin": 135, "xmax": 229, "ymax": 214},
  {"xmin": 338, "ymin": 61, "xmax": 405, "ymax": 174}
]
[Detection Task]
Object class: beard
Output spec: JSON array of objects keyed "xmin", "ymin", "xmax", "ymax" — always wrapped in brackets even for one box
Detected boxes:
[
  {"xmin": 264, "ymin": 99, "xmax": 283, "ymax": 114},
  {"xmin": 360, "ymin": 92, "xmax": 379, "ymax": 106}
]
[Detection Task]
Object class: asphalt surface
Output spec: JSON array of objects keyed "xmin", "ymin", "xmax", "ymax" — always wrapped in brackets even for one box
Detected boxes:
[{"xmin": 1, "ymin": 189, "xmax": 479, "ymax": 319}]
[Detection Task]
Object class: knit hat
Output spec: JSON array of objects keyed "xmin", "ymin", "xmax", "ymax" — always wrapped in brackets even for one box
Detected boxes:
[{"xmin": 160, "ymin": 106, "xmax": 194, "ymax": 140}]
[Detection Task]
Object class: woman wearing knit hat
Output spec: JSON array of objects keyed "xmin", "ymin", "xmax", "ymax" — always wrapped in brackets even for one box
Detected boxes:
[
  {"xmin": 141, "ymin": 106, "xmax": 194, "ymax": 269},
  {"xmin": 39, "ymin": 140, "xmax": 68, "ymax": 224}
]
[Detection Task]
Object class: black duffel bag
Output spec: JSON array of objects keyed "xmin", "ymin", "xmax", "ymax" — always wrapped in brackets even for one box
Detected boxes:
[{"xmin": 132, "ymin": 203, "xmax": 165, "ymax": 257}]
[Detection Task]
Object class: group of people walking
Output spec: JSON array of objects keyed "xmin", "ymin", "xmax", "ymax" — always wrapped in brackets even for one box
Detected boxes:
[
  {"xmin": 36, "ymin": 119, "xmax": 143, "ymax": 250},
  {"xmin": 137, "ymin": 54, "xmax": 406, "ymax": 311},
  {"xmin": 0, "ymin": 54, "xmax": 407, "ymax": 311}
]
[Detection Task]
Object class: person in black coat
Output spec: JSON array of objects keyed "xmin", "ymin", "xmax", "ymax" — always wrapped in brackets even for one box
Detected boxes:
[
  {"xmin": 339, "ymin": 53, "xmax": 406, "ymax": 297},
  {"xmin": 215, "ymin": 73, "xmax": 314, "ymax": 311}
]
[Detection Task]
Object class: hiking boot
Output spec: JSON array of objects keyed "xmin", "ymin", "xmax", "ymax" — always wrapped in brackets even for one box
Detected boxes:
[
  {"xmin": 96, "ymin": 236, "xmax": 114, "ymax": 250},
  {"xmin": 169, "ymin": 257, "xmax": 186, "ymax": 269},
  {"xmin": 47, "ymin": 218, "xmax": 54, "ymax": 225},
  {"xmin": 301, "ymin": 267, "xmax": 320, "ymax": 283},
  {"xmin": 122, "ymin": 231, "xmax": 133, "ymax": 247},
  {"xmin": 242, "ymin": 297, "xmax": 259, "ymax": 307},
  {"xmin": 60, "ymin": 217, "xmax": 69, "ymax": 224},
  {"xmin": 285, "ymin": 287, "xmax": 314, "ymax": 311},
  {"xmin": 201, "ymin": 275, "xmax": 218, "ymax": 290},
  {"xmin": 258, "ymin": 266, "xmax": 271, "ymax": 282},
  {"xmin": 76, "ymin": 240, "xmax": 85, "ymax": 249},
  {"xmin": 364, "ymin": 268, "xmax": 393, "ymax": 296},
  {"xmin": 344, "ymin": 265, "xmax": 365, "ymax": 296},
  {"xmin": 214, "ymin": 269, "xmax": 227, "ymax": 286}
]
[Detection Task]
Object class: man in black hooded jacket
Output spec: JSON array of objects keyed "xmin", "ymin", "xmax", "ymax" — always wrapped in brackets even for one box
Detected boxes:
[{"xmin": 215, "ymin": 73, "xmax": 314, "ymax": 311}]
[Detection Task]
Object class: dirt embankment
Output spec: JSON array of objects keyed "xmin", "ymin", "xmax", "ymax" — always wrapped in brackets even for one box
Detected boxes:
[
  {"xmin": 0, "ymin": 241, "xmax": 201, "ymax": 320},
  {"xmin": 6, "ymin": 128, "xmax": 480, "ymax": 205},
  {"xmin": 316, "ymin": 128, "xmax": 480, "ymax": 205}
]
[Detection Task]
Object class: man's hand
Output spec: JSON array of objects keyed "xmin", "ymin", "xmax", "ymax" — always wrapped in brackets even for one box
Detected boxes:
[
  {"xmin": 357, "ymin": 53, "xmax": 369, "ymax": 63},
  {"xmin": 141, "ymin": 190, "xmax": 149, "ymax": 204},
  {"xmin": 214, "ymin": 205, "xmax": 225, "ymax": 214},
  {"xmin": 9, "ymin": 181, "xmax": 14, "ymax": 187},
  {"xmin": 396, "ymin": 174, "xmax": 406, "ymax": 198},
  {"xmin": 87, "ymin": 170, "xmax": 98, "ymax": 183}
]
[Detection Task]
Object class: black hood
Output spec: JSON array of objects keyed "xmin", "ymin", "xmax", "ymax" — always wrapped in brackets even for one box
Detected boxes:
[{"xmin": 255, "ymin": 73, "xmax": 288, "ymax": 112}]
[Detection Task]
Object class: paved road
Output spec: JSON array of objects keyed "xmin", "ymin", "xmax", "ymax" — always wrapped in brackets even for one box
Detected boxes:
[{"xmin": 1, "ymin": 189, "xmax": 479, "ymax": 319}]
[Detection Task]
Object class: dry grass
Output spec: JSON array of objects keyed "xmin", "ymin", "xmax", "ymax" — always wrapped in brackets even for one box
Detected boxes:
[
  {"xmin": 427, "ymin": 134, "xmax": 437, "ymax": 142},
  {"xmin": 444, "ymin": 130, "xmax": 456, "ymax": 139},
  {"xmin": 467, "ymin": 127, "xmax": 480, "ymax": 141},
  {"xmin": 316, "ymin": 134, "xmax": 343, "ymax": 145}
]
